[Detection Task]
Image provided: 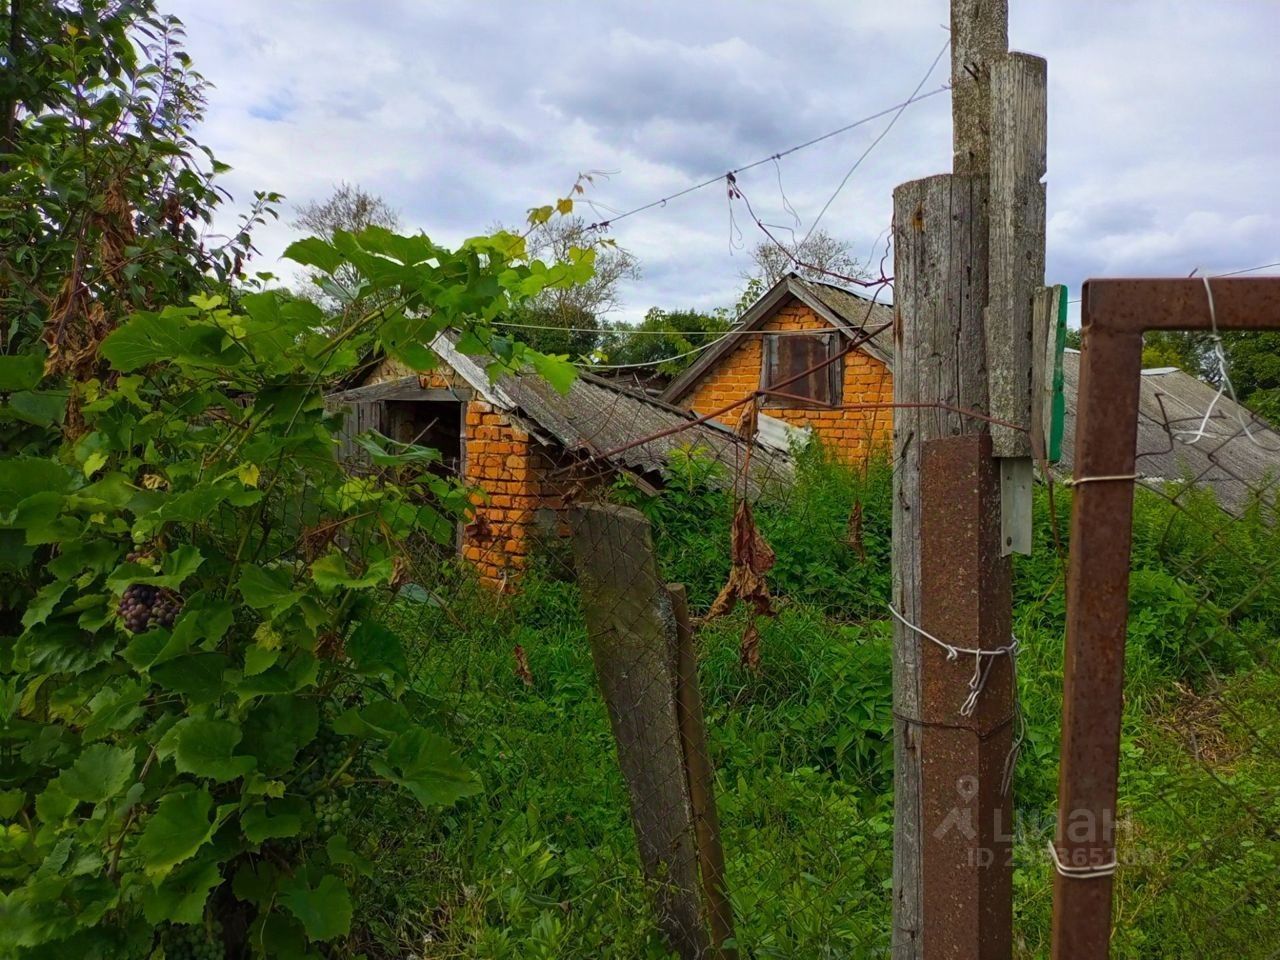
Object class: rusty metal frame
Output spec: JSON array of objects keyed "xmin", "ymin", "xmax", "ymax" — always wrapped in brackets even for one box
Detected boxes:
[{"xmin": 1052, "ymin": 277, "xmax": 1280, "ymax": 960}]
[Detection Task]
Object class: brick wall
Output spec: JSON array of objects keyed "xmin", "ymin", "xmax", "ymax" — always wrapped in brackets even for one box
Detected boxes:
[
  {"xmin": 682, "ymin": 298, "xmax": 894, "ymax": 464},
  {"xmin": 360, "ymin": 357, "xmax": 613, "ymax": 586}
]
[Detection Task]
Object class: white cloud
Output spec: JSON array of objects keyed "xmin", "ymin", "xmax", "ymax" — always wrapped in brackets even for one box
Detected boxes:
[{"xmin": 169, "ymin": 0, "xmax": 1280, "ymax": 322}]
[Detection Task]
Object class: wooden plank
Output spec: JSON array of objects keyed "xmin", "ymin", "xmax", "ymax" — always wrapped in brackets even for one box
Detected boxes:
[
  {"xmin": 668, "ymin": 584, "xmax": 736, "ymax": 960},
  {"xmin": 950, "ymin": 0, "xmax": 1009, "ymax": 177},
  {"xmin": 329, "ymin": 376, "xmax": 473, "ymax": 403},
  {"xmin": 568, "ymin": 504, "xmax": 708, "ymax": 959},
  {"xmin": 986, "ymin": 52, "xmax": 1048, "ymax": 457},
  {"xmin": 892, "ymin": 172, "xmax": 999, "ymax": 960}
]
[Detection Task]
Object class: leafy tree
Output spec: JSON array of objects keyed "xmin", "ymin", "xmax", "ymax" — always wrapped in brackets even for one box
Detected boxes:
[
  {"xmin": 1219, "ymin": 332, "xmax": 1280, "ymax": 424},
  {"xmin": 598, "ymin": 307, "xmax": 734, "ymax": 376},
  {"xmin": 291, "ymin": 182, "xmax": 400, "ymax": 318},
  {"xmin": 1140, "ymin": 331, "xmax": 1205, "ymax": 373},
  {"xmin": 746, "ymin": 228, "xmax": 865, "ymax": 287},
  {"xmin": 1, "ymin": 5, "xmax": 592, "ymax": 957},
  {"xmin": 0, "ymin": 0, "xmax": 275, "ymax": 431},
  {"xmin": 497, "ymin": 214, "xmax": 639, "ymax": 356}
]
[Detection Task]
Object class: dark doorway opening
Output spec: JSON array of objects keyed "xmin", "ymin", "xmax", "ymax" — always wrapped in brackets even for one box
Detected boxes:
[{"xmin": 384, "ymin": 400, "xmax": 464, "ymax": 478}]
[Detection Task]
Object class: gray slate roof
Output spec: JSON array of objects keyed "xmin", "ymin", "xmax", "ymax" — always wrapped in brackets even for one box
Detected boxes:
[
  {"xmin": 1058, "ymin": 350, "xmax": 1280, "ymax": 514},
  {"xmin": 491, "ymin": 368, "xmax": 793, "ymax": 497},
  {"xmin": 335, "ymin": 334, "xmax": 793, "ymax": 497}
]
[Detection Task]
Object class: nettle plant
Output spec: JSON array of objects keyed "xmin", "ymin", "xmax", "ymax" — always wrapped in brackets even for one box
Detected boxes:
[{"xmin": 1, "ymin": 227, "xmax": 589, "ymax": 958}]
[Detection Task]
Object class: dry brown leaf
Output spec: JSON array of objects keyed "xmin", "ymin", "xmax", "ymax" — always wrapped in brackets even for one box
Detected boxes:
[
  {"xmin": 739, "ymin": 620, "xmax": 761, "ymax": 673},
  {"xmin": 513, "ymin": 644, "xmax": 534, "ymax": 688},
  {"xmin": 705, "ymin": 499, "xmax": 775, "ymax": 622},
  {"xmin": 846, "ymin": 500, "xmax": 866, "ymax": 560}
]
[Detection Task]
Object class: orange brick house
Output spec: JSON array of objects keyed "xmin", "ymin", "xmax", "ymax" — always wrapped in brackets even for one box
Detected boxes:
[
  {"xmin": 663, "ymin": 271, "xmax": 896, "ymax": 464},
  {"xmin": 328, "ymin": 334, "xmax": 792, "ymax": 585}
]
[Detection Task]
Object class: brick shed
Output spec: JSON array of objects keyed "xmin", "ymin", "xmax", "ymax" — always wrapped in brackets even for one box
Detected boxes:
[
  {"xmin": 328, "ymin": 334, "xmax": 793, "ymax": 586},
  {"xmin": 663, "ymin": 271, "xmax": 896, "ymax": 464}
]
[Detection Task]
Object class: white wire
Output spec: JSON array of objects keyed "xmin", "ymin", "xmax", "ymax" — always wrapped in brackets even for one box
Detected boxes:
[
  {"xmin": 801, "ymin": 36, "xmax": 951, "ymax": 247},
  {"xmin": 1046, "ymin": 841, "xmax": 1118, "ymax": 880},
  {"xmin": 887, "ymin": 604, "xmax": 1018, "ymax": 718},
  {"xmin": 1176, "ymin": 277, "xmax": 1280, "ymax": 451},
  {"xmin": 572, "ymin": 328, "xmax": 738, "ymax": 369}
]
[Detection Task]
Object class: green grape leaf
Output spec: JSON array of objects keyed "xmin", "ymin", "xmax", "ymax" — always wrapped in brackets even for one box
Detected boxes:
[
  {"xmin": 241, "ymin": 798, "xmax": 307, "ymax": 843},
  {"xmin": 236, "ymin": 564, "xmax": 303, "ymax": 614},
  {"xmin": 239, "ymin": 695, "xmax": 318, "ymax": 776},
  {"xmin": 171, "ymin": 718, "xmax": 256, "ymax": 782},
  {"xmin": 283, "ymin": 237, "xmax": 343, "ymax": 274},
  {"xmin": 141, "ymin": 855, "xmax": 223, "ymax": 925},
  {"xmin": 281, "ymin": 872, "xmax": 353, "ymax": 942},
  {"xmin": 347, "ymin": 621, "xmax": 407, "ymax": 680},
  {"xmin": 370, "ymin": 728, "xmax": 480, "ymax": 809},
  {"xmin": 310, "ymin": 551, "xmax": 393, "ymax": 591},
  {"xmin": 138, "ymin": 788, "xmax": 216, "ymax": 878},
  {"xmin": 0, "ymin": 351, "xmax": 46, "ymax": 391},
  {"xmin": 55, "ymin": 743, "xmax": 136, "ymax": 804},
  {"xmin": 150, "ymin": 653, "xmax": 229, "ymax": 705},
  {"xmin": 530, "ymin": 352, "xmax": 577, "ymax": 395}
]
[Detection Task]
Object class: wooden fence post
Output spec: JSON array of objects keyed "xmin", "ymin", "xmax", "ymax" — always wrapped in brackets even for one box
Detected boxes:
[
  {"xmin": 892, "ymin": 167, "xmax": 1017, "ymax": 960},
  {"xmin": 569, "ymin": 502, "xmax": 709, "ymax": 959},
  {"xmin": 668, "ymin": 584, "xmax": 736, "ymax": 960}
]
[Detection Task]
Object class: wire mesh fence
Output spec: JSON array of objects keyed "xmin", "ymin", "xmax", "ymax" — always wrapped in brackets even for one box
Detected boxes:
[
  {"xmin": 318, "ymin": 299, "xmax": 1280, "ymax": 959},
  {"xmin": 1045, "ymin": 328, "xmax": 1280, "ymax": 960}
]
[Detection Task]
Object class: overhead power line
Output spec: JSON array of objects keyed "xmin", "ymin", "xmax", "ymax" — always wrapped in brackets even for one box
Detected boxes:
[
  {"xmin": 584, "ymin": 84, "xmax": 951, "ymax": 233},
  {"xmin": 800, "ymin": 37, "xmax": 951, "ymax": 247}
]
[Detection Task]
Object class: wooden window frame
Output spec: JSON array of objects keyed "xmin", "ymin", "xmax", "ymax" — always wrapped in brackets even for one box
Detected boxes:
[{"xmin": 760, "ymin": 332, "xmax": 843, "ymax": 408}]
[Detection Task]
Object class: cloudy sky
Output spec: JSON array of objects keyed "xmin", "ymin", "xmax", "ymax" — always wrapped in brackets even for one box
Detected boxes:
[{"xmin": 169, "ymin": 0, "xmax": 1279, "ymax": 325}]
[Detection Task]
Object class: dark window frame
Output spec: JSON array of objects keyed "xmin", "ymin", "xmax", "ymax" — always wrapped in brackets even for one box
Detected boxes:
[{"xmin": 759, "ymin": 331, "xmax": 843, "ymax": 408}]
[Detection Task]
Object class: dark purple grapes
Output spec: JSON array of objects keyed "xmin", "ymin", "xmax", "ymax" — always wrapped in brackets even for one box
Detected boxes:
[{"xmin": 117, "ymin": 583, "xmax": 183, "ymax": 634}]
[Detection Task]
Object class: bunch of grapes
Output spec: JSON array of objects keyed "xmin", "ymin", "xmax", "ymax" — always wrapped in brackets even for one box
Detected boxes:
[
  {"xmin": 163, "ymin": 920, "xmax": 224, "ymax": 960},
  {"xmin": 314, "ymin": 794, "xmax": 351, "ymax": 836},
  {"xmin": 299, "ymin": 727, "xmax": 348, "ymax": 790},
  {"xmin": 117, "ymin": 584, "xmax": 183, "ymax": 634}
]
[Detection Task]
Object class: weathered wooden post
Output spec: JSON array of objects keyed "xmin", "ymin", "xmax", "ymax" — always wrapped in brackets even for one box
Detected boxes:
[
  {"xmin": 569, "ymin": 502, "xmax": 715, "ymax": 959},
  {"xmin": 890, "ymin": 1, "xmax": 1046, "ymax": 957},
  {"xmin": 668, "ymin": 583, "xmax": 736, "ymax": 960}
]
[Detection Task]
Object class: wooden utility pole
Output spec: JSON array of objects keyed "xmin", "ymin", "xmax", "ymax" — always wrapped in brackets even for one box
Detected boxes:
[{"xmin": 890, "ymin": 1, "xmax": 1046, "ymax": 956}]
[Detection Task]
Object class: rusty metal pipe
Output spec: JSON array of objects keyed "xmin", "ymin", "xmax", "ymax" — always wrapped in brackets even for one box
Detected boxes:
[{"xmin": 1050, "ymin": 276, "xmax": 1280, "ymax": 959}]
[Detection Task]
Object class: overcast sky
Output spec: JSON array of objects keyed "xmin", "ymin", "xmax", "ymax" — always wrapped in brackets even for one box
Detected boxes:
[{"xmin": 169, "ymin": 0, "xmax": 1279, "ymax": 325}]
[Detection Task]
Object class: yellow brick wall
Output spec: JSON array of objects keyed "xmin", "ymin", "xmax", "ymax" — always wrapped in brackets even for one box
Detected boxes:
[
  {"xmin": 459, "ymin": 401, "xmax": 540, "ymax": 587},
  {"xmin": 683, "ymin": 299, "xmax": 893, "ymax": 464}
]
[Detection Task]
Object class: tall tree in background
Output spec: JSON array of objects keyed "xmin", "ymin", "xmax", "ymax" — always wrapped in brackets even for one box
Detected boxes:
[
  {"xmin": 598, "ymin": 307, "xmax": 734, "ymax": 376},
  {"xmin": 501, "ymin": 215, "xmax": 640, "ymax": 357},
  {"xmin": 291, "ymin": 181, "xmax": 401, "ymax": 318},
  {"xmin": 746, "ymin": 227, "xmax": 865, "ymax": 287}
]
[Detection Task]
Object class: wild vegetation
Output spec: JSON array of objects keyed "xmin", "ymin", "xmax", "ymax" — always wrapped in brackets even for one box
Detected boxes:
[
  {"xmin": 336, "ymin": 449, "xmax": 1280, "ymax": 958},
  {"xmin": 4, "ymin": 4, "xmax": 1276, "ymax": 959}
]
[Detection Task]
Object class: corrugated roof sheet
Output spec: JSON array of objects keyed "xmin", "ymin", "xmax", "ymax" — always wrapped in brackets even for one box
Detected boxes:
[
  {"xmin": 1058, "ymin": 351, "xmax": 1280, "ymax": 514},
  {"xmin": 797, "ymin": 277, "xmax": 896, "ymax": 363},
  {"xmin": 493, "ymin": 368, "xmax": 793, "ymax": 497}
]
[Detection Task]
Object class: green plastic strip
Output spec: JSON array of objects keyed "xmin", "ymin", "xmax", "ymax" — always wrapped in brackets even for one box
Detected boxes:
[{"xmin": 1048, "ymin": 284, "xmax": 1068, "ymax": 463}]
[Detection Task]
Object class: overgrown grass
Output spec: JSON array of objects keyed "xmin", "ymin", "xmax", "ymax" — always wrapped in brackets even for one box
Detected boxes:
[{"xmin": 348, "ymin": 447, "xmax": 1279, "ymax": 958}]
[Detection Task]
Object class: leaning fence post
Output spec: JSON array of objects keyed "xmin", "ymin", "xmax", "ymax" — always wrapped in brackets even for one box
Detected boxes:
[
  {"xmin": 668, "ymin": 583, "xmax": 736, "ymax": 960},
  {"xmin": 568, "ymin": 502, "xmax": 709, "ymax": 960}
]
